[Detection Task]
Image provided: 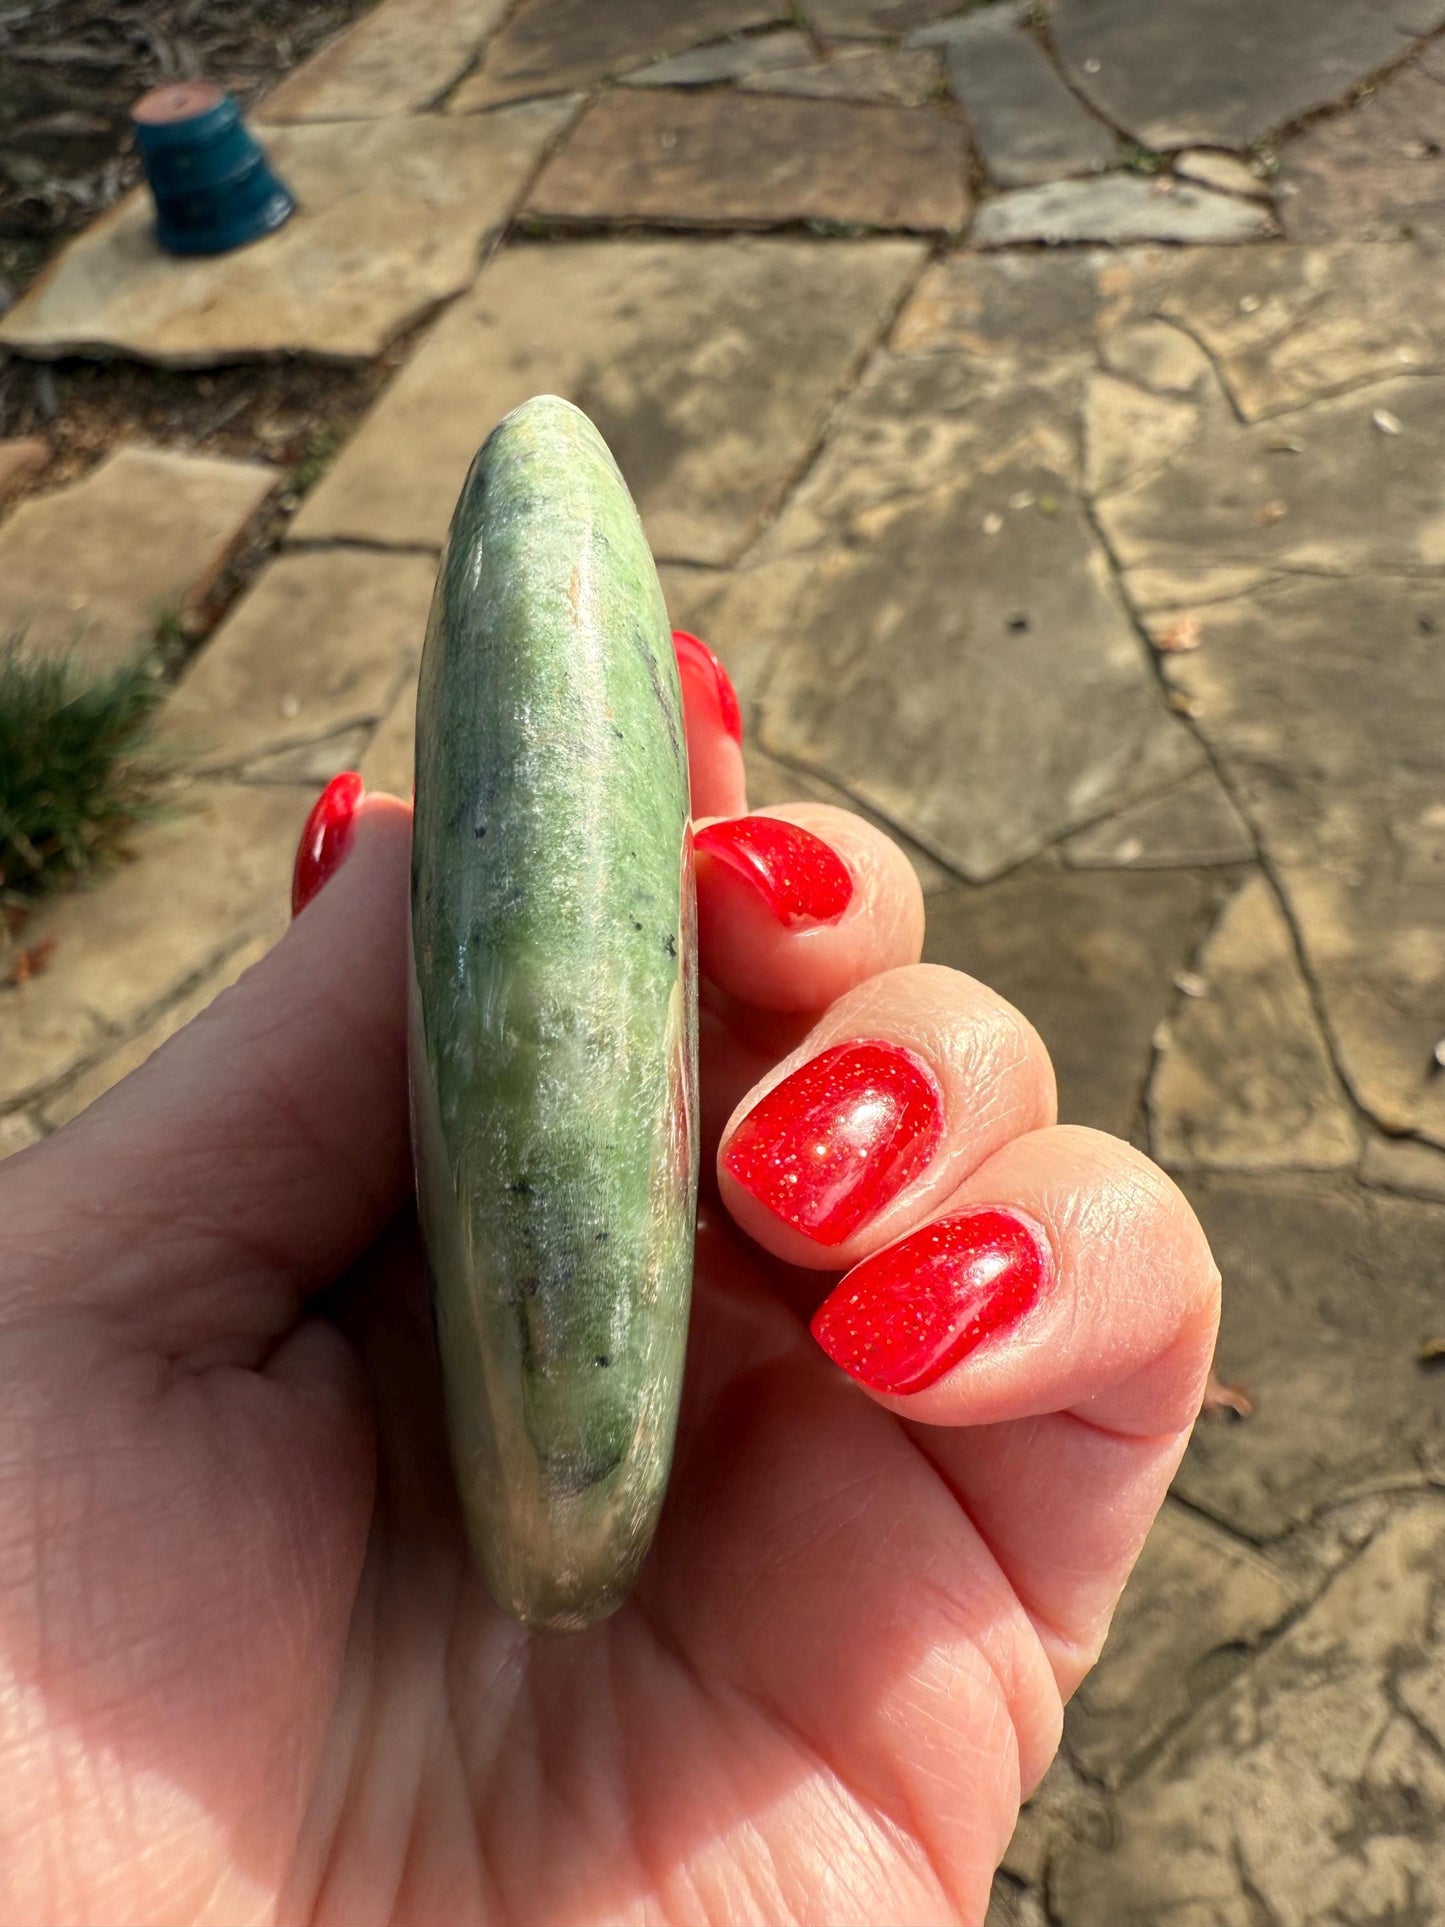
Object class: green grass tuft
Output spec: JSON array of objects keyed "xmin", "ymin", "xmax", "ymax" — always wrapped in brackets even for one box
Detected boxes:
[{"xmin": 0, "ymin": 640, "xmax": 173, "ymax": 898}]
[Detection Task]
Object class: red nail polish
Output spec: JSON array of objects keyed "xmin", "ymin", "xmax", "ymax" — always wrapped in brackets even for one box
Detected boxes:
[
  {"xmin": 292, "ymin": 771, "xmax": 363, "ymax": 917},
  {"xmin": 812, "ymin": 1209, "xmax": 1049, "ymax": 1394},
  {"xmin": 673, "ymin": 629, "xmax": 744, "ymax": 744},
  {"xmin": 723, "ymin": 1040, "xmax": 942, "ymax": 1245},
  {"xmin": 694, "ymin": 815, "xmax": 853, "ymax": 927}
]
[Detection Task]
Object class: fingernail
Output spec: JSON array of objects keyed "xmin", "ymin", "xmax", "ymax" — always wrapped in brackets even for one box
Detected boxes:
[
  {"xmin": 694, "ymin": 815, "xmax": 853, "ymax": 927},
  {"xmin": 292, "ymin": 771, "xmax": 364, "ymax": 917},
  {"xmin": 673, "ymin": 629, "xmax": 744, "ymax": 745},
  {"xmin": 722, "ymin": 1040, "xmax": 942, "ymax": 1245},
  {"xmin": 811, "ymin": 1209, "xmax": 1049, "ymax": 1394}
]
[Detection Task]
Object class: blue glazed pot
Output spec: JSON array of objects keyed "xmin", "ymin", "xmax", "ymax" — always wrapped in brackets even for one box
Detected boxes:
[{"xmin": 133, "ymin": 82, "xmax": 295, "ymax": 257}]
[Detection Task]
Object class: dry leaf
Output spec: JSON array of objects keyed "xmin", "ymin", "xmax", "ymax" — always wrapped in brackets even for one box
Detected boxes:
[
  {"xmin": 1372, "ymin": 407, "xmax": 1403, "ymax": 436},
  {"xmin": 1201, "ymin": 1370, "xmax": 1253, "ymax": 1419},
  {"xmin": 1157, "ymin": 614, "xmax": 1202, "ymax": 653},
  {"xmin": 5, "ymin": 937, "xmax": 57, "ymax": 986},
  {"xmin": 1255, "ymin": 499, "xmax": 1288, "ymax": 525}
]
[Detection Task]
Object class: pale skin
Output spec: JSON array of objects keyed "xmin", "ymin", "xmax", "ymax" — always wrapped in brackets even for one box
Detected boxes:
[{"xmin": 0, "ymin": 681, "xmax": 1219, "ymax": 1927}]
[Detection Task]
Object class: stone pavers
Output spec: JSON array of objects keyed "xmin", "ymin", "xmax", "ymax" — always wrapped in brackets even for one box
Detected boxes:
[
  {"xmin": 293, "ymin": 237, "xmax": 927, "ymax": 561},
  {"xmin": 524, "ymin": 91, "xmax": 970, "ymax": 232},
  {"xmin": 0, "ymin": 447, "xmax": 275, "ymax": 663},
  {"xmin": 4, "ymin": 3, "xmax": 1445, "ymax": 1917},
  {"xmin": 0, "ymin": 105, "xmax": 574, "ymax": 364}
]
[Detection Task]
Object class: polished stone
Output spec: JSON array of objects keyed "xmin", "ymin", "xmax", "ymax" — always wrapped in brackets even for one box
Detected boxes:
[
  {"xmin": 293, "ymin": 237, "xmax": 925, "ymax": 564},
  {"xmin": 525, "ymin": 90, "xmax": 970, "ymax": 232},
  {"xmin": 0, "ymin": 447, "xmax": 274, "ymax": 664},
  {"xmin": 0, "ymin": 105, "xmax": 573, "ymax": 364}
]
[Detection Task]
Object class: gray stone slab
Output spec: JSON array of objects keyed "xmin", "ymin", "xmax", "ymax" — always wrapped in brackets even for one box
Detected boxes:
[
  {"xmin": 974, "ymin": 172, "xmax": 1277, "ymax": 246},
  {"xmin": 162, "ymin": 550, "xmax": 437, "ymax": 773},
  {"xmin": 293, "ymin": 236, "xmax": 925, "ymax": 565},
  {"xmin": 1279, "ymin": 58, "xmax": 1445, "ymax": 239},
  {"xmin": 934, "ymin": 7, "xmax": 1115, "ymax": 186},
  {"xmin": 746, "ymin": 456, "xmax": 1201, "ymax": 880},
  {"xmin": 448, "ymin": 0, "xmax": 784, "ymax": 107},
  {"xmin": 0, "ymin": 782, "xmax": 304, "ymax": 1108},
  {"xmin": 1052, "ymin": 0, "xmax": 1445, "ymax": 150},
  {"xmin": 802, "ymin": 0, "xmax": 969, "ymax": 35},
  {"xmin": 0, "ymin": 446, "xmax": 275, "ymax": 665},
  {"xmin": 892, "ymin": 246, "xmax": 1109, "ymax": 357},
  {"xmin": 1054, "ymin": 1503, "xmax": 1445, "ymax": 1924},
  {"xmin": 1066, "ymin": 1501, "xmax": 1297, "ymax": 1787},
  {"xmin": 0, "ymin": 105, "xmax": 573, "ymax": 365},
  {"xmin": 621, "ymin": 30, "xmax": 811, "ymax": 88},
  {"xmin": 1156, "ymin": 576, "xmax": 1445, "ymax": 1148},
  {"xmin": 1061, "ymin": 767, "xmax": 1255, "ymax": 868},
  {"xmin": 742, "ymin": 43, "xmax": 944, "ymax": 104},
  {"xmin": 524, "ymin": 90, "xmax": 970, "ymax": 232},
  {"xmin": 924, "ymin": 865, "xmax": 1228, "ymax": 1137},
  {"xmin": 262, "ymin": 0, "xmax": 508, "ymax": 119},
  {"xmin": 1148, "ymin": 874, "xmax": 1357, "ymax": 1171},
  {"xmin": 1174, "ymin": 1174, "xmax": 1445, "ymax": 1538}
]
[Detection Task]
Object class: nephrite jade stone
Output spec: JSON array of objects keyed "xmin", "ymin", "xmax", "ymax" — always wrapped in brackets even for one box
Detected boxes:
[{"xmin": 409, "ymin": 396, "xmax": 698, "ymax": 1632}]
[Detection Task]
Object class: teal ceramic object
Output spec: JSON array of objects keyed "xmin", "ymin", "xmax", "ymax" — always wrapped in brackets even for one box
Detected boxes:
[{"xmin": 410, "ymin": 397, "xmax": 698, "ymax": 1632}]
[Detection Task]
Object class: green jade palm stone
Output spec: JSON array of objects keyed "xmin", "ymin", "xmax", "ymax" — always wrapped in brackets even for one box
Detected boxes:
[{"xmin": 410, "ymin": 396, "xmax": 699, "ymax": 1633}]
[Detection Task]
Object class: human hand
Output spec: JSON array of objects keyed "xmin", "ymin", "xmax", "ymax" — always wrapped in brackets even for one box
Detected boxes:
[{"xmin": 0, "ymin": 635, "xmax": 1218, "ymax": 1927}]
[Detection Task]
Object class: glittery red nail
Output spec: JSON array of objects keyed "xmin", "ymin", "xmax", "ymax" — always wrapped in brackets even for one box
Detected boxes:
[
  {"xmin": 694, "ymin": 815, "xmax": 853, "ymax": 927},
  {"xmin": 292, "ymin": 771, "xmax": 363, "ymax": 917},
  {"xmin": 723, "ymin": 1040, "xmax": 942, "ymax": 1245},
  {"xmin": 812, "ymin": 1209, "xmax": 1049, "ymax": 1394},
  {"xmin": 672, "ymin": 629, "xmax": 744, "ymax": 744}
]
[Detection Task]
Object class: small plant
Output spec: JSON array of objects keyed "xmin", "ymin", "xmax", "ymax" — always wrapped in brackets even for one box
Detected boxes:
[
  {"xmin": 292, "ymin": 425, "xmax": 346, "ymax": 494},
  {"xmin": 1121, "ymin": 142, "xmax": 1170, "ymax": 175},
  {"xmin": 0, "ymin": 639, "xmax": 173, "ymax": 900}
]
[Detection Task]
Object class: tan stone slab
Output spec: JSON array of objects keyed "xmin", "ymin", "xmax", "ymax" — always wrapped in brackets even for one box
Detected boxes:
[
  {"xmin": 0, "ymin": 781, "xmax": 305, "ymax": 1107},
  {"xmin": 263, "ymin": 0, "xmax": 508, "ymax": 120},
  {"xmin": 0, "ymin": 435, "xmax": 49, "ymax": 497},
  {"xmin": 802, "ymin": 0, "xmax": 964, "ymax": 36},
  {"xmin": 293, "ymin": 236, "xmax": 926, "ymax": 563},
  {"xmin": 0, "ymin": 1112, "xmax": 41, "ymax": 1159},
  {"xmin": 621, "ymin": 31, "xmax": 812, "ymax": 89},
  {"xmin": 163, "ymin": 550, "xmax": 436, "ymax": 772},
  {"xmin": 892, "ymin": 247, "xmax": 1109, "ymax": 358},
  {"xmin": 38, "ymin": 933, "xmax": 272, "ymax": 1132},
  {"xmin": 359, "ymin": 667, "xmax": 419, "ymax": 798},
  {"xmin": 0, "ymin": 104, "xmax": 573, "ymax": 366},
  {"xmin": 1082, "ymin": 369, "xmax": 1199, "ymax": 496},
  {"xmin": 449, "ymin": 0, "xmax": 783, "ymax": 108},
  {"xmin": 1280, "ymin": 60, "xmax": 1445, "ymax": 240},
  {"xmin": 1176, "ymin": 148, "xmax": 1271, "ymax": 200},
  {"xmin": 0, "ymin": 446, "xmax": 275, "ymax": 665},
  {"xmin": 1158, "ymin": 574, "xmax": 1445, "ymax": 1147},
  {"xmin": 1360, "ymin": 1130, "xmax": 1445, "ymax": 1205},
  {"xmin": 1055, "ymin": 1504, "xmax": 1445, "ymax": 1925},
  {"xmin": 1149, "ymin": 874, "xmax": 1357, "ymax": 1171},
  {"xmin": 742, "ymin": 44, "xmax": 944, "ymax": 104},
  {"xmin": 1068, "ymin": 1502, "xmax": 1297, "ymax": 1787},
  {"xmin": 525, "ymin": 91, "xmax": 970, "ymax": 233}
]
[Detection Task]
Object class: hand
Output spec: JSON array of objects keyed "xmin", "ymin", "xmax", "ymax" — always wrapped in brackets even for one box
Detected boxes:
[{"xmin": 0, "ymin": 640, "xmax": 1218, "ymax": 1927}]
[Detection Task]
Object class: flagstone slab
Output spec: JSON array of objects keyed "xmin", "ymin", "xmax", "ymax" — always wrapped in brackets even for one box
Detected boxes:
[
  {"xmin": 1176, "ymin": 148, "xmax": 1271, "ymax": 201},
  {"xmin": 1055, "ymin": 1502, "xmax": 1445, "ymax": 1924},
  {"xmin": 293, "ymin": 236, "xmax": 925, "ymax": 564},
  {"xmin": 262, "ymin": 0, "xmax": 508, "ymax": 119},
  {"xmin": 742, "ymin": 43, "xmax": 943, "ymax": 103},
  {"xmin": 1278, "ymin": 58, "xmax": 1445, "ymax": 239},
  {"xmin": 931, "ymin": 5, "xmax": 1115, "ymax": 186},
  {"xmin": 802, "ymin": 0, "xmax": 967, "ymax": 35},
  {"xmin": 525, "ymin": 90, "xmax": 969, "ymax": 232},
  {"xmin": 359, "ymin": 667, "xmax": 419, "ymax": 799},
  {"xmin": 448, "ymin": 0, "xmax": 784, "ymax": 108},
  {"xmin": 974, "ymin": 173, "xmax": 1276, "ymax": 247},
  {"xmin": 1360, "ymin": 1130, "xmax": 1445, "ymax": 1205},
  {"xmin": 0, "ymin": 783, "xmax": 306, "ymax": 1108},
  {"xmin": 1148, "ymin": 873, "xmax": 1357, "ymax": 1171},
  {"xmin": 1061, "ymin": 767, "xmax": 1255, "ymax": 869},
  {"xmin": 163, "ymin": 550, "xmax": 437, "ymax": 773},
  {"xmin": 621, "ymin": 31, "xmax": 812, "ymax": 88},
  {"xmin": 37, "ymin": 933, "xmax": 271, "ymax": 1132},
  {"xmin": 1175, "ymin": 1174, "xmax": 1445, "ymax": 1538},
  {"xmin": 891, "ymin": 246, "xmax": 1108, "ymax": 357},
  {"xmin": 924, "ymin": 865, "xmax": 1226, "ymax": 1138},
  {"xmin": 1066, "ymin": 1502, "xmax": 1298, "ymax": 1788},
  {"xmin": 0, "ymin": 105, "xmax": 573, "ymax": 366},
  {"xmin": 0, "ymin": 447, "xmax": 275, "ymax": 664},
  {"xmin": 0, "ymin": 436, "xmax": 48, "ymax": 498},
  {"xmin": 1052, "ymin": 0, "xmax": 1445, "ymax": 151},
  {"xmin": 1157, "ymin": 574, "xmax": 1445, "ymax": 1148}
]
